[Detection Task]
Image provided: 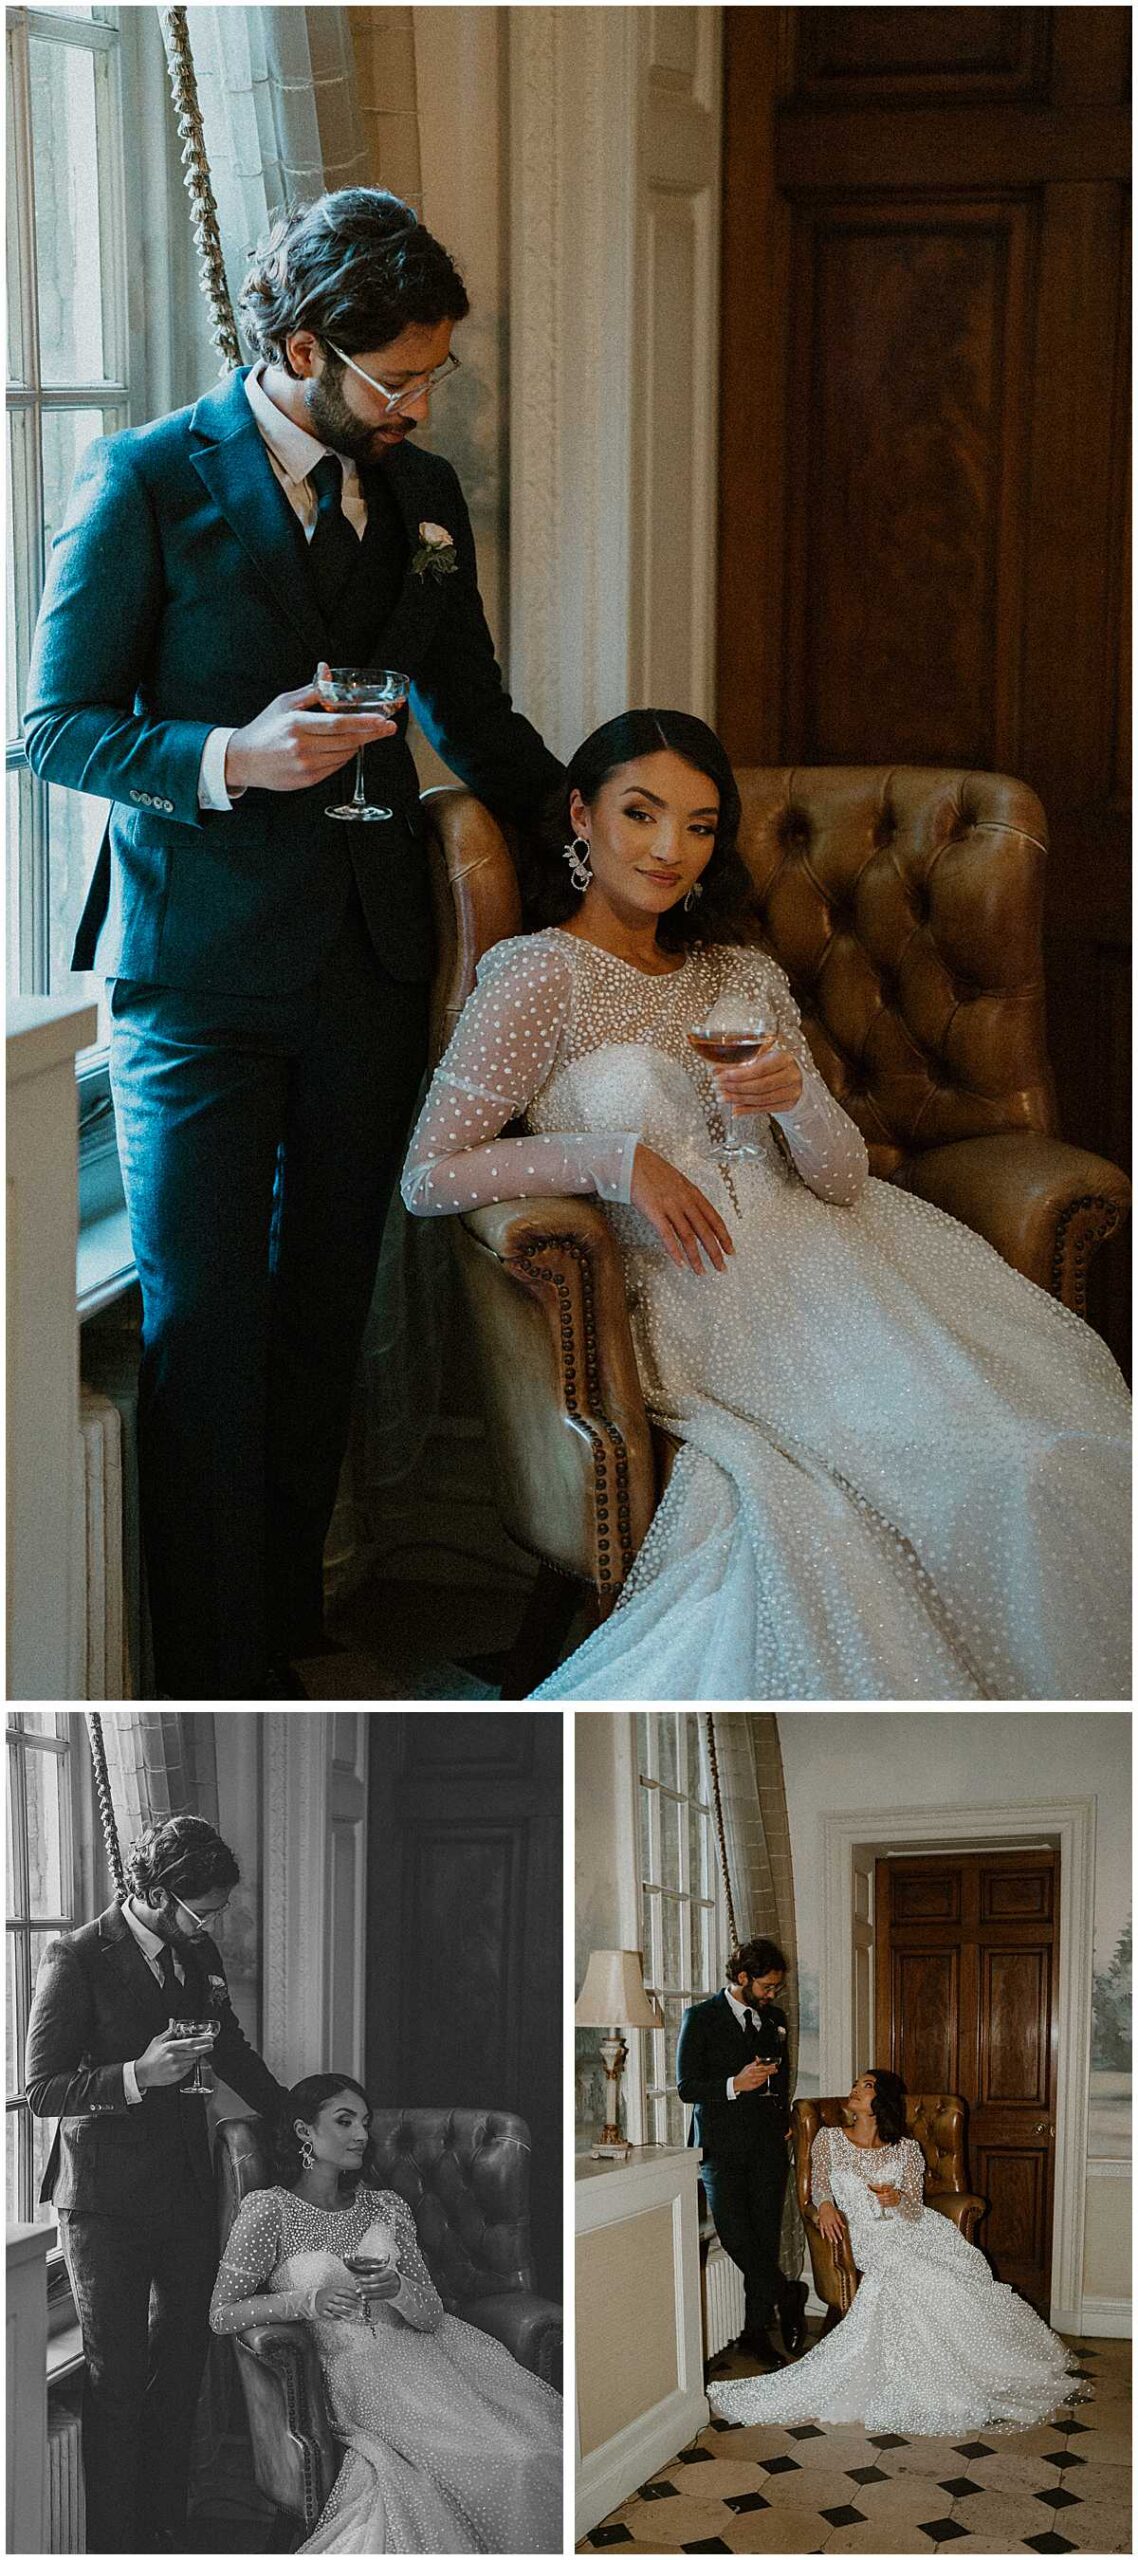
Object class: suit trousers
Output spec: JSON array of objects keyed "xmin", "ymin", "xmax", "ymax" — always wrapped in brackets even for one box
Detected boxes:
[
  {"xmin": 110, "ymin": 881, "xmax": 429, "ymax": 1697},
  {"xmin": 59, "ymin": 2181, "xmax": 219, "ymax": 2551},
  {"xmin": 700, "ymin": 2126, "xmax": 790, "ymax": 2337}
]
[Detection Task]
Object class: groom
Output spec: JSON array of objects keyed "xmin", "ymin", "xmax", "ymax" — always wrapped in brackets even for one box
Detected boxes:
[
  {"xmin": 677, "ymin": 1937, "xmax": 808, "ymax": 2367},
  {"xmin": 24, "ymin": 1814, "xmax": 285, "ymax": 2554},
  {"xmin": 24, "ymin": 186, "xmax": 562, "ymax": 1701}
]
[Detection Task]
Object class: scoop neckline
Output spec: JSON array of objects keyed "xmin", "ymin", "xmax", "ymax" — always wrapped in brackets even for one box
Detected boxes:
[
  {"xmin": 284, "ymin": 2187, "xmax": 368, "ymax": 2216},
  {"xmin": 838, "ymin": 2127, "xmax": 894, "ymax": 2154},
  {"xmin": 552, "ymin": 927, "xmax": 691, "ymax": 981}
]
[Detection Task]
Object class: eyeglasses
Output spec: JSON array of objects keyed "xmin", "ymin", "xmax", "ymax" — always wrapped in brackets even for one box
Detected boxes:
[
  {"xmin": 325, "ymin": 340, "xmax": 460, "ymax": 415},
  {"xmin": 171, "ymin": 1892, "xmax": 227, "ymax": 1933}
]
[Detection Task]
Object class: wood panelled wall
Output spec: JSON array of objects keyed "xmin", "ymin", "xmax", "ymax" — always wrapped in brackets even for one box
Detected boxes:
[{"xmin": 719, "ymin": 7, "xmax": 1130, "ymax": 1362}]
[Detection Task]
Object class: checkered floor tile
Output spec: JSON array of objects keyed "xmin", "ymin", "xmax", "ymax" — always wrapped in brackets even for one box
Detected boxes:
[{"xmin": 578, "ymin": 2333, "xmax": 1130, "ymax": 2554}]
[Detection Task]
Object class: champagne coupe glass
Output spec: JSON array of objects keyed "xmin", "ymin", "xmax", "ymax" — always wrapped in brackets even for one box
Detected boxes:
[
  {"xmin": 315, "ymin": 665, "xmax": 409, "ymax": 822},
  {"xmin": 687, "ymin": 999, "xmax": 780, "ymax": 1161},
  {"xmin": 342, "ymin": 2233, "xmax": 398, "ymax": 2327},
  {"xmin": 168, "ymin": 2016, "xmax": 218, "ymax": 2096}
]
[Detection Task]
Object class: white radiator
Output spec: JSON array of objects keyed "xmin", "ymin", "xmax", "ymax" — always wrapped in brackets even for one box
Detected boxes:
[
  {"xmin": 702, "ymin": 2239, "xmax": 745, "ymax": 2358},
  {"xmin": 72, "ymin": 1385, "xmax": 131, "ymax": 1698},
  {"xmin": 45, "ymin": 2401, "xmax": 85, "ymax": 2554}
]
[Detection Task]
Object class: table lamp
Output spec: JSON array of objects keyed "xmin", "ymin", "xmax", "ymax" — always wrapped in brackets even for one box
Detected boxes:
[{"xmin": 575, "ymin": 1947, "xmax": 663, "ymax": 2161}]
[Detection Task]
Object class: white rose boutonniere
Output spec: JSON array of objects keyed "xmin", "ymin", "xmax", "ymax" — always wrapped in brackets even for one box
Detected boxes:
[{"xmin": 411, "ymin": 520, "xmax": 458, "ymax": 581}]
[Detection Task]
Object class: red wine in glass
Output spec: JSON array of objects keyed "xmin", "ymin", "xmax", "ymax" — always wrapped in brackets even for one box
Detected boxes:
[
  {"xmin": 342, "ymin": 2252, "xmax": 382, "ymax": 2325},
  {"xmin": 167, "ymin": 2016, "xmax": 218, "ymax": 2096},
  {"xmin": 687, "ymin": 1013, "xmax": 778, "ymax": 1160}
]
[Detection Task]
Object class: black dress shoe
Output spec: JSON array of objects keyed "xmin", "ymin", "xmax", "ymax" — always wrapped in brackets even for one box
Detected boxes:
[
  {"xmin": 779, "ymin": 2278, "xmax": 809, "ymax": 2354},
  {"xmin": 736, "ymin": 2327, "xmax": 781, "ymax": 2369}
]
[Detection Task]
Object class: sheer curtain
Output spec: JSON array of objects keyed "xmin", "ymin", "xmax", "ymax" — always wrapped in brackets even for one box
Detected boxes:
[
  {"xmin": 706, "ymin": 1712, "xmax": 805, "ymax": 2281},
  {"xmin": 184, "ymin": 7, "xmax": 369, "ymax": 298},
  {"xmin": 97, "ymin": 1710, "xmax": 220, "ymax": 1849}
]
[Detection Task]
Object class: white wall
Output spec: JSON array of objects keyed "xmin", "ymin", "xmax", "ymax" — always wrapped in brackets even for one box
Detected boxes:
[{"xmin": 777, "ymin": 1709, "xmax": 1132, "ymax": 2333}]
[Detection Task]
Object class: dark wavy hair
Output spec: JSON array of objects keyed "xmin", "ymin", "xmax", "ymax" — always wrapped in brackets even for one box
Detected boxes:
[
  {"xmin": 727, "ymin": 1938, "xmax": 788, "ymax": 1985},
  {"xmin": 238, "ymin": 188, "xmax": 469, "ymax": 371},
  {"xmin": 867, "ymin": 2069, "xmax": 908, "ymax": 2147},
  {"xmin": 273, "ymin": 2074, "xmax": 379, "ymax": 2192},
  {"xmin": 523, "ymin": 709, "xmax": 759, "ymax": 953},
  {"xmin": 123, "ymin": 1815, "xmax": 239, "ymax": 1906}
]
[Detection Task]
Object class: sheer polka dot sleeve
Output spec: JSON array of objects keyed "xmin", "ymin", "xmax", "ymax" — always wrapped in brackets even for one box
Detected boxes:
[
  {"xmin": 378, "ymin": 2191, "xmax": 445, "ymax": 2333},
  {"xmin": 729, "ymin": 951, "xmax": 869, "ymax": 1207},
  {"xmin": 401, "ymin": 936, "xmax": 640, "ymax": 1215},
  {"xmin": 209, "ymin": 2190, "xmax": 316, "ymax": 2333},
  {"xmin": 897, "ymin": 2136, "xmax": 925, "ymax": 2221},
  {"xmin": 810, "ymin": 2126, "xmax": 835, "ymax": 2208}
]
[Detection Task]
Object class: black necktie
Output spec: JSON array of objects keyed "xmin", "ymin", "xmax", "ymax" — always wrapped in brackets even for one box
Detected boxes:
[
  {"xmin": 308, "ymin": 454, "xmax": 361, "ymax": 616},
  {"xmin": 156, "ymin": 1943, "xmax": 178, "ymax": 2006}
]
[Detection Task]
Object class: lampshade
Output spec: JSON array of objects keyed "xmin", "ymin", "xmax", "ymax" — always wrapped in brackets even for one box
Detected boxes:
[{"xmin": 574, "ymin": 1947, "xmax": 663, "ymax": 2029}]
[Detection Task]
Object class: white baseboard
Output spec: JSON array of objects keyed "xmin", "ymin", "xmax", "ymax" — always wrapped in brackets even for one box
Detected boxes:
[
  {"xmin": 577, "ymin": 2381, "xmax": 709, "ymax": 2540},
  {"xmin": 1078, "ymin": 2297, "xmax": 1132, "ymax": 2338}
]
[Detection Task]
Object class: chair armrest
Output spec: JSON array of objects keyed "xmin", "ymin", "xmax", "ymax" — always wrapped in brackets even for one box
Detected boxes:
[
  {"xmin": 230, "ymin": 2323, "xmax": 336, "ymax": 2528},
  {"xmin": 454, "ymin": 1195, "xmax": 656, "ymax": 1593},
  {"xmin": 803, "ymin": 2210, "xmax": 858, "ymax": 2313},
  {"xmin": 464, "ymin": 2291, "xmax": 563, "ymax": 2389},
  {"xmin": 928, "ymin": 2190, "xmax": 987, "ymax": 2244},
  {"xmin": 898, "ymin": 1133, "xmax": 1130, "ymax": 1312}
]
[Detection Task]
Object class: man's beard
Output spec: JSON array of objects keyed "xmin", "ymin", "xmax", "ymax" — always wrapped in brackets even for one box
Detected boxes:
[{"xmin": 304, "ymin": 368, "xmax": 408, "ymax": 464}]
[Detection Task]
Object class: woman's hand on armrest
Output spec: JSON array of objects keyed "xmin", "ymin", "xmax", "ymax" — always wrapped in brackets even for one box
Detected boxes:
[
  {"xmin": 815, "ymin": 2200, "xmax": 847, "ymax": 2249},
  {"xmin": 629, "ymin": 1144, "xmax": 735, "ymax": 1274}
]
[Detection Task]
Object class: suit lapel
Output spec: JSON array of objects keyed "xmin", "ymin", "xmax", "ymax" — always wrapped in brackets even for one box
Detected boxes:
[
  {"xmin": 189, "ymin": 371, "xmax": 329, "ymax": 664},
  {"xmin": 368, "ymin": 443, "xmax": 449, "ymax": 676}
]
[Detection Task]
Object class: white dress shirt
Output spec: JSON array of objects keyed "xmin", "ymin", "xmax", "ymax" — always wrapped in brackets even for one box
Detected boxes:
[
  {"xmin": 198, "ymin": 365, "xmax": 367, "ymax": 813},
  {"xmin": 120, "ymin": 1898, "xmax": 187, "ymax": 2106}
]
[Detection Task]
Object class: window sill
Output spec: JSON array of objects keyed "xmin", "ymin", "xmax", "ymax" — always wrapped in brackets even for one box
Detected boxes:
[
  {"xmin": 77, "ymin": 1202, "xmax": 136, "ymax": 1319},
  {"xmin": 47, "ymin": 2321, "xmax": 85, "ymax": 2384}
]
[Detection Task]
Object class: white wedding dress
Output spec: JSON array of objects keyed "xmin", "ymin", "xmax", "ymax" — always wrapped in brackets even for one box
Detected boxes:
[
  {"xmin": 210, "ymin": 2187, "xmax": 562, "ymax": 2553},
  {"xmin": 401, "ymin": 929, "xmax": 1130, "ymax": 1701},
  {"xmin": 708, "ymin": 2127, "xmax": 1083, "ymax": 2435}
]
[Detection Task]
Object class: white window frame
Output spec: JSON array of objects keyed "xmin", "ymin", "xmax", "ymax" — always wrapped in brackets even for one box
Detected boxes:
[
  {"xmin": 6, "ymin": 1711, "xmax": 102, "ymax": 2253},
  {"xmin": 6, "ymin": 5, "xmax": 130, "ymax": 1064},
  {"xmin": 631, "ymin": 1711, "xmax": 724, "ymax": 2150}
]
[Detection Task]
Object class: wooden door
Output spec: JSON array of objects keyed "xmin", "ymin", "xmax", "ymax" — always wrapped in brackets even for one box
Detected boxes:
[
  {"xmin": 719, "ymin": 7, "xmax": 1131, "ymax": 1367},
  {"xmin": 365, "ymin": 1711, "xmax": 562, "ymax": 2299},
  {"xmin": 875, "ymin": 1848, "xmax": 1059, "ymax": 2309}
]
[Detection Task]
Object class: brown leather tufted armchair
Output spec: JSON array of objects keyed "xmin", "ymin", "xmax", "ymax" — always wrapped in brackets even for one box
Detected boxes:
[
  {"xmin": 214, "ymin": 2107, "xmax": 561, "ymax": 2539},
  {"xmin": 422, "ymin": 769, "xmax": 1130, "ymax": 1684},
  {"xmin": 792, "ymin": 2093, "xmax": 987, "ymax": 2328}
]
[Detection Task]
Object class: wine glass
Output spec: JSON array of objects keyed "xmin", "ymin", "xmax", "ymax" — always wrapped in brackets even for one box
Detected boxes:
[
  {"xmin": 342, "ymin": 2233, "xmax": 398, "ymax": 2326},
  {"xmin": 687, "ymin": 999, "xmax": 780, "ymax": 1160},
  {"xmin": 315, "ymin": 665, "xmax": 409, "ymax": 822},
  {"xmin": 168, "ymin": 2016, "xmax": 218, "ymax": 2096}
]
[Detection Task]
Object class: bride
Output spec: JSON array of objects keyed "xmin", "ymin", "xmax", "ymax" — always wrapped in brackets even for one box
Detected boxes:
[
  {"xmin": 708, "ymin": 2069, "xmax": 1084, "ymax": 2435},
  {"xmin": 401, "ymin": 708, "xmax": 1130, "ymax": 1701},
  {"xmin": 209, "ymin": 2075, "xmax": 562, "ymax": 2553}
]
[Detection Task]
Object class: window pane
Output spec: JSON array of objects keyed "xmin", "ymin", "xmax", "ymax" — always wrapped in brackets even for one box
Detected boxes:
[
  {"xmin": 6, "ymin": 1939, "xmax": 20, "ymax": 2088},
  {"xmin": 641, "ymin": 1885, "xmax": 658, "ymax": 1986},
  {"xmin": 41, "ymin": 405, "xmax": 107, "ymax": 557},
  {"xmin": 665, "ymin": 2092, "xmax": 684, "ymax": 2146},
  {"xmin": 46, "ymin": 780, "xmax": 110, "ymax": 1040},
  {"xmin": 25, "ymin": 1745, "xmax": 64, "ymax": 1918},
  {"xmin": 635, "ymin": 1713, "xmax": 650, "ymax": 1781},
  {"xmin": 687, "ymin": 1798, "xmax": 705, "ymax": 1903},
  {"xmin": 7, "ymin": 2104, "xmax": 22, "ymax": 2224},
  {"xmin": 657, "ymin": 1714, "xmax": 678, "ymax": 1792},
  {"xmin": 661, "ymin": 1892, "xmax": 681, "ymax": 1989},
  {"xmin": 8, "ymin": 407, "xmax": 37, "ymax": 748},
  {"xmin": 30, "ymin": 37, "xmax": 107, "ymax": 384},
  {"xmin": 32, "ymin": 2110, "xmax": 56, "ymax": 2223},
  {"xmin": 6, "ymin": 48, "xmax": 26, "ymax": 384},
  {"xmin": 638, "ymin": 1778, "xmax": 652, "ymax": 1880},
  {"xmin": 659, "ymin": 1788, "xmax": 679, "ymax": 1883}
]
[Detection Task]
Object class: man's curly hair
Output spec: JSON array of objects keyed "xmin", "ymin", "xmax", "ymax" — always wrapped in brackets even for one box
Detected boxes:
[
  {"xmin": 123, "ymin": 1814, "xmax": 238, "ymax": 1906},
  {"xmin": 238, "ymin": 188, "xmax": 469, "ymax": 371}
]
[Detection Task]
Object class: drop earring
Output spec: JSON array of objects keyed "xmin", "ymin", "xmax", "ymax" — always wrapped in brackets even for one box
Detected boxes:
[
  {"xmin": 684, "ymin": 881, "xmax": 704, "ymax": 912},
  {"xmin": 298, "ymin": 2132, "xmax": 315, "ymax": 2171},
  {"xmin": 562, "ymin": 835, "xmax": 593, "ymax": 893}
]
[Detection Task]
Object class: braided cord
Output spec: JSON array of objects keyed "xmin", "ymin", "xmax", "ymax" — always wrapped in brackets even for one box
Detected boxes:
[
  {"xmin": 84, "ymin": 1712, "xmax": 125, "ymax": 1899},
  {"xmin": 159, "ymin": 8, "xmax": 242, "ymax": 373},
  {"xmin": 702, "ymin": 1713, "xmax": 739, "ymax": 1949}
]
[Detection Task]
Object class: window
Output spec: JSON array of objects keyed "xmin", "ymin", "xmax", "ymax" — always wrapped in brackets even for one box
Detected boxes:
[
  {"xmin": 6, "ymin": 1711, "xmax": 101, "ymax": 2228},
  {"xmin": 636, "ymin": 1711, "xmax": 721, "ymax": 2145},
  {"xmin": 7, "ymin": 5, "xmax": 131, "ymax": 1060}
]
